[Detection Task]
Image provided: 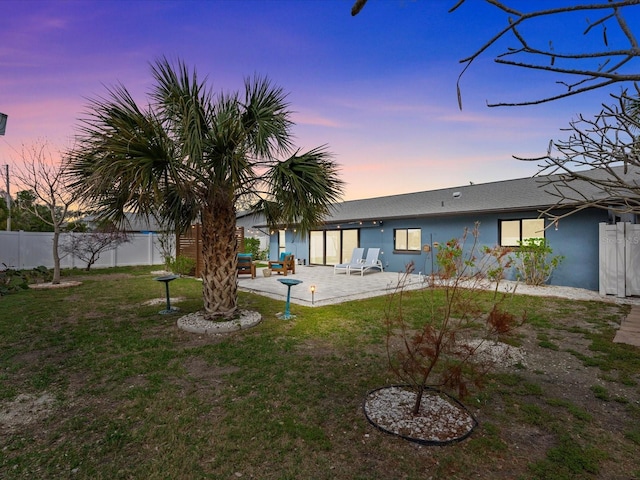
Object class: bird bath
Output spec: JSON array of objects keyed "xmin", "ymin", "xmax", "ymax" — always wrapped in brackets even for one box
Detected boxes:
[
  {"xmin": 154, "ymin": 274, "xmax": 180, "ymax": 314},
  {"xmin": 277, "ymin": 278, "xmax": 302, "ymax": 320}
]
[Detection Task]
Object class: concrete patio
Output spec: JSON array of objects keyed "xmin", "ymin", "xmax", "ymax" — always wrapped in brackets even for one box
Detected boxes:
[
  {"xmin": 237, "ymin": 264, "xmax": 629, "ymax": 308},
  {"xmin": 237, "ymin": 265, "xmax": 419, "ymax": 307}
]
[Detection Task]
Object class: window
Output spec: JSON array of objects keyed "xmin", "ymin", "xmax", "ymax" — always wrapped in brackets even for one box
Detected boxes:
[
  {"xmin": 394, "ymin": 228, "xmax": 421, "ymax": 252},
  {"xmin": 499, "ymin": 218, "xmax": 545, "ymax": 247}
]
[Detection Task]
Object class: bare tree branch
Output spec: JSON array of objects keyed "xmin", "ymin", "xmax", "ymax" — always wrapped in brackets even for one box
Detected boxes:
[
  {"xmin": 353, "ymin": 1, "xmax": 640, "ymax": 108},
  {"xmin": 13, "ymin": 141, "xmax": 77, "ymax": 283},
  {"xmin": 351, "ymin": 0, "xmax": 367, "ymax": 16},
  {"xmin": 455, "ymin": 1, "xmax": 640, "ymax": 107},
  {"xmin": 60, "ymin": 228, "xmax": 129, "ymax": 271},
  {"xmin": 515, "ymin": 86, "xmax": 640, "ymax": 221}
]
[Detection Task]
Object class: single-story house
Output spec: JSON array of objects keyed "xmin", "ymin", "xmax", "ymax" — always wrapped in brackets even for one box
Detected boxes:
[
  {"xmin": 258, "ymin": 167, "xmax": 639, "ymax": 291},
  {"xmin": 236, "ymin": 210, "xmax": 270, "ymax": 251},
  {"xmin": 81, "ymin": 212, "xmax": 167, "ymax": 233}
]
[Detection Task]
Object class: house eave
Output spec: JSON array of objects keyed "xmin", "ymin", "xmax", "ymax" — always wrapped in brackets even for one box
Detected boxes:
[{"xmin": 318, "ymin": 204, "xmax": 577, "ymax": 227}]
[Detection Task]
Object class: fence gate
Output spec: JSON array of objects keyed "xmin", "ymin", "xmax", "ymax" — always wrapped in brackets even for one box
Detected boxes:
[{"xmin": 599, "ymin": 222, "xmax": 640, "ymax": 297}]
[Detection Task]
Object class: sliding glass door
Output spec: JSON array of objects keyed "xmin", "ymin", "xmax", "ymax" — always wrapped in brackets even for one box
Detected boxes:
[
  {"xmin": 309, "ymin": 229, "xmax": 359, "ymax": 265},
  {"xmin": 341, "ymin": 229, "xmax": 359, "ymax": 262},
  {"xmin": 309, "ymin": 231, "xmax": 325, "ymax": 265}
]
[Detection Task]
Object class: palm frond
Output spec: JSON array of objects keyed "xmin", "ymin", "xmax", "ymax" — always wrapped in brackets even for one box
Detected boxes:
[
  {"xmin": 151, "ymin": 56, "xmax": 212, "ymax": 171},
  {"xmin": 263, "ymin": 146, "xmax": 344, "ymax": 233},
  {"xmin": 67, "ymin": 82, "xmax": 183, "ymax": 223},
  {"xmin": 242, "ymin": 75, "xmax": 294, "ymax": 157}
]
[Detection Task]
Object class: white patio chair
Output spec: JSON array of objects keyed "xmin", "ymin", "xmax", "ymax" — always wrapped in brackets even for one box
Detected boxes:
[
  {"xmin": 348, "ymin": 247, "xmax": 383, "ymax": 276},
  {"xmin": 333, "ymin": 247, "xmax": 365, "ymax": 274}
]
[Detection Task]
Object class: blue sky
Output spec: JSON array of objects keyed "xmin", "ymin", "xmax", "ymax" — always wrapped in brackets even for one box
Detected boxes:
[{"xmin": 2, "ymin": 1, "xmax": 638, "ymax": 200}]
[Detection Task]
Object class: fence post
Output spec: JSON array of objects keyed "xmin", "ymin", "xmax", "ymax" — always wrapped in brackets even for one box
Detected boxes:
[
  {"xmin": 148, "ymin": 233, "xmax": 153, "ymax": 265},
  {"xmin": 196, "ymin": 224, "xmax": 202, "ymax": 278},
  {"xmin": 18, "ymin": 230, "xmax": 25, "ymax": 269},
  {"xmin": 599, "ymin": 223, "xmax": 606, "ymax": 296}
]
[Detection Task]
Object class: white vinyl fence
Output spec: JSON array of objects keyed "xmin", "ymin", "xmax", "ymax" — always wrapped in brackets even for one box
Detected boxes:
[{"xmin": 0, "ymin": 231, "xmax": 171, "ymax": 270}]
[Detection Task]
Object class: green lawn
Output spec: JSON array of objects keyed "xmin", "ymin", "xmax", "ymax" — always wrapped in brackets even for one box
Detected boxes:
[{"xmin": 1, "ymin": 266, "xmax": 639, "ymax": 479}]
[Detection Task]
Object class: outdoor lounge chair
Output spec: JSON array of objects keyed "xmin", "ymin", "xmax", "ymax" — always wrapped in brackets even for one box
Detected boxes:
[
  {"xmin": 237, "ymin": 253, "xmax": 256, "ymax": 279},
  {"xmin": 268, "ymin": 252, "xmax": 295, "ymax": 276},
  {"xmin": 348, "ymin": 247, "xmax": 383, "ymax": 276},
  {"xmin": 333, "ymin": 247, "xmax": 365, "ymax": 274}
]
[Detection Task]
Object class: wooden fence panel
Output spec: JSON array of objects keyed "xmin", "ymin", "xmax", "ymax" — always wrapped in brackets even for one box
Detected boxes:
[{"xmin": 176, "ymin": 225, "xmax": 244, "ymax": 278}]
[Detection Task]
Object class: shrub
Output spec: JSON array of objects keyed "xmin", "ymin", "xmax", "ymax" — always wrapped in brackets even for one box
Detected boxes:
[
  {"xmin": 513, "ymin": 237, "xmax": 564, "ymax": 286},
  {"xmin": 434, "ymin": 238, "xmax": 463, "ymax": 278},
  {"xmin": 155, "ymin": 230, "xmax": 176, "ymax": 270},
  {"xmin": 170, "ymin": 255, "xmax": 196, "ymax": 276},
  {"xmin": 0, "ymin": 266, "xmax": 29, "ymax": 296},
  {"xmin": 24, "ymin": 265, "xmax": 53, "ymax": 284},
  {"xmin": 0, "ymin": 264, "xmax": 52, "ymax": 296},
  {"xmin": 244, "ymin": 238, "xmax": 267, "ymax": 260}
]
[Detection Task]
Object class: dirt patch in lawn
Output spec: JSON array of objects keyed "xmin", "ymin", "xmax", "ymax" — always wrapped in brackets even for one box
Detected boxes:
[{"xmin": 0, "ymin": 393, "xmax": 56, "ymax": 432}]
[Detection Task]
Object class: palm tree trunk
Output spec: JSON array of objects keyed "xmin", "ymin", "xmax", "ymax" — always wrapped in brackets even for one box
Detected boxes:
[{"xmin": 200, "ymin": 194, "xmax": 238, "ymax": 319}]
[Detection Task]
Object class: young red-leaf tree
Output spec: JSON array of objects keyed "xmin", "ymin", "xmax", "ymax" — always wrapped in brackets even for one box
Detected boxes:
[{"xmin": 385, "ymin": 223, "xmax": 525, "ymax": 415}]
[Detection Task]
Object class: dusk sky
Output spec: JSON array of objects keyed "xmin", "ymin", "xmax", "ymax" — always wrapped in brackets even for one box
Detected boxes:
[{"xmin": 2, "ymin": 1, "xmax": 639, "ymax": 201}]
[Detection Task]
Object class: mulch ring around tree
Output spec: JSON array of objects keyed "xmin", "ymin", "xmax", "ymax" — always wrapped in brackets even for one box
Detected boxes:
[
  {"xmin": 177, "ymin": 310, "xmax": 262, "ymax": 335},
  {"xmin": 363, "ymin": 385, "xmax": 478, "ymax": 445}
]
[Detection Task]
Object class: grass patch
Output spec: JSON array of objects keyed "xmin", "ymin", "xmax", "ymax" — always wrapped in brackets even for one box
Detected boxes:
[
  {"xmin": 0, "ymin": 266, "xmax": 638, "ymax": 479},
  {"xmin": 545, "ymin": 398, "xmax": 593, "ymax": 422},
  {"xmin": 529, "ymin": 434, "xmax": 608, "ymax": 479},
  {"xmin": 590, "ymin": 384, "xmax": 610, "ymax": 401},
  {"xmin": 537, "ymin": 332, "xmax": 560, "ymax": 350}
]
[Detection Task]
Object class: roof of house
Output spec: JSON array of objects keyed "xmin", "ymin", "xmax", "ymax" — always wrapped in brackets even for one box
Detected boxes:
[
  {"xmin": 326, "ymin": 177, "xmax": 551, "ymax": 224},
  {"xmin": 83, "ymin": 212, "xmax": 166, "ymax": 232},
  {"xmin": 323, "ymin": 166, "xmax": 638, "ymax": 224},
  {"xmin": 247, "ymin": 165, "xmax": 640, "ymax": 228},
  {"xmin": 236, "ymin": 210, "xmax": 269, "ymax": 236},
  {"xmin": 120, "ymin": 213, "xmax": 165, "ymax": 232}
]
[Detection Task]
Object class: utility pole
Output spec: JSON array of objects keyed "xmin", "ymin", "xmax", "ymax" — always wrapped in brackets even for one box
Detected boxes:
[
  {"xmin": 0, "ymin": 112, "xmax": 8, "ymax": 231},
  {"xmin": 4, "ymin": 164, "xmax": 9, "ymax": 231}
]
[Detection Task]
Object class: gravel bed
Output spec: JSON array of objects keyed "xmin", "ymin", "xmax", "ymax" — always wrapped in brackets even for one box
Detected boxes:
[
  {"xmin": 466, "ymin": 339, "xmax": 527, "ymax": 367},
  {"xmin": 142, "ymin": 297, "xmax": 186, "ymax": 306},
  {"xmin": 177, "ymin": 309, "xmax": 262, "ymax": 334},
  {"xmin": 29, "ymin": 281, "xmax": 82, "ymax": 289},
  {"xmin": 363, "ymin": 386, "xmax": 477, "ymax": 445}
]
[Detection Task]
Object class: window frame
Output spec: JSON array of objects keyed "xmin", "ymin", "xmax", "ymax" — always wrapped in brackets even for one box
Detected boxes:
[
  {"xmin": 278, "ymin": 230, "xmax": 286, "ymax": 255},
  {"xmin": 498, "ymin": 218, "xmax": 546, "ymax": 247},
  {"xmin": 393, "ymin": 228, "xmax": 422, "ymax": 253}
]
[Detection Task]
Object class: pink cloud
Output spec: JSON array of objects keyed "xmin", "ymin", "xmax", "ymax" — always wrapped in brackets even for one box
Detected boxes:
[{"xmin": 292, "ymin": 112, "xmax": 345, "ymax": 129}]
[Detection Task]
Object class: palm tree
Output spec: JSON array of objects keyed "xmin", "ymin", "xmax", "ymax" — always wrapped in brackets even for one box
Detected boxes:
[{"xmin": 66, "ymin": 58, "xmax": 343, "ymax": 319}]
